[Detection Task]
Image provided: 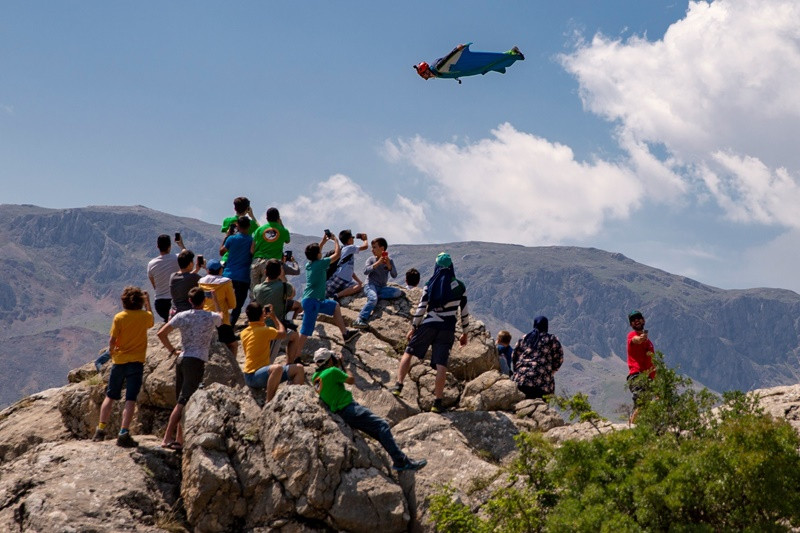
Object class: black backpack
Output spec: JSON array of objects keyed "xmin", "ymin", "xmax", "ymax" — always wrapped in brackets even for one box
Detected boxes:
[{"xmin": 324, "ymin": 249, "xmax": 355, "ymax": 280}]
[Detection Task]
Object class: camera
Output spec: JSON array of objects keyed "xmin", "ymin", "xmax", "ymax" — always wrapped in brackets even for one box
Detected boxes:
[{"xmin": 264, "ymin": 304, "xmax": 272, "ymax": 314}]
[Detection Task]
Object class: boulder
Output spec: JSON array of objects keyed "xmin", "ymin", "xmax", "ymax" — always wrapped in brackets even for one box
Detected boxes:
[
  {"xmin": 0, "ymin": 437, "xmax": 182, "ymax": 532},
  {"xmin": 752, "ymin": 384, "xmax": 800, "ymax": 435},
  {"xmin": 461, "ymin": 370, "xmax": 525, "ymax": 411},
  {"xmin": 513, "ymin": 398, "xmax": 566, "ymax": 431},
  {"xmin": 0, "ymin": 388, "xmax": 71, "ymax": 464},
  {"xmin": 544, "ymin": 420, "xmax": 627, "ymax": 444},
  {"xmin": 180, "ymin": 384, "xmax": 410, "ymax": 533}
]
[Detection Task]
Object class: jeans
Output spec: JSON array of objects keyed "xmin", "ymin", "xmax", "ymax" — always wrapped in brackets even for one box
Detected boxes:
[
  {"xmin": 337, "ymin": 401, "xmax": 407, "ymax": 466},
  {"xmin": 230, "ymin": 279, "xmax": 250, "ymax": 326},
  {"xmin": 358, "ymin": 284, "xmax": 402, "ymax": 322},
  {"xmin": 243, "ymin": 365, "xmax": 289, "ymax": 388}
]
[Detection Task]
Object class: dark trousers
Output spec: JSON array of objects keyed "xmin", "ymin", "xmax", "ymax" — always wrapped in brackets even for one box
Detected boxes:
[
  {"xmin": 517, "ymin": 384, "xmax": 548, "ymax": 400},
  {"xmin": 337, "ymin": 402, "xmax": 407, "ymax": 466},
  {"xmin": 230, "ymin": 280, "xmax": 250, "ymax": 326},
  {"xmin": 154, "ymin": 298, "xmax": 172, "ymax": 322}
]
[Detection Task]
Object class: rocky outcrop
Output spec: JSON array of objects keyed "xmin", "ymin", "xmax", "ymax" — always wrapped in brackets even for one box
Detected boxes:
[{"xmin": 4, "ymin": 278, "xmax": 800, "ymax": 532}]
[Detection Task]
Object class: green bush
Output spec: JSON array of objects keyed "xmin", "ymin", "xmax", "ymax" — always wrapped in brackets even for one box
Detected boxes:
[{"xmin": 429, "ymin": 355, "xmax": 800, "ymax": 532}]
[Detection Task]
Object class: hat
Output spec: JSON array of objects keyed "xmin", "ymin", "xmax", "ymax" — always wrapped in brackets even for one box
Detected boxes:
[
  {"xmin": 628, "ymin": 310, "xmax": 644, "ymax": 322},
  {"xmin": 435, "ymin": 252, "xmax": 452, "ymax": 268},
  {"xmin": 207, "ymin": 259, "xmax": 223, "ymax": 273},
  {"xmin": 313, "ymin": 348, "xmax": 336, "ymax": 365}
]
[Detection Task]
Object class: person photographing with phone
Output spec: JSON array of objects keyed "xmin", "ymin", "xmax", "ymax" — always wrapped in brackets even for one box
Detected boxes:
[
  {"xmin": 626, "ymin": 310, "xmax": 656, "ymax": 423},
  {"xmin": 352, "ymin": 237, "xmax": 402, "ymax": 329},
  {"xmin": 169, "ymin": 249, "xmax": 205, "ymax": 318}
]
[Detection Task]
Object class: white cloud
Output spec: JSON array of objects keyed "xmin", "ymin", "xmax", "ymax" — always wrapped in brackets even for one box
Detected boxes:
[
  {"xmin": 562, "ymin": 0, "xmax": 800, "ymax": 227},
  {"xmin": 278, "ymin": 174, "xmax": 428, "ymax": 244},
  {"xmin": 386, "ymin": 123, "xmax": 641, "ymax": 245}
]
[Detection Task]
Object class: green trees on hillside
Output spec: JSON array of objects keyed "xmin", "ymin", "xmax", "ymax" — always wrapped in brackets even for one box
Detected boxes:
[{"xmin": 430, "ymin": 355, "xmax": 800, "ymax": 532}]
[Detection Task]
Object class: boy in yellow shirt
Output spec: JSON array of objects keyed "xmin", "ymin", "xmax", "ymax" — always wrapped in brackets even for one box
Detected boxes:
[
  {"xmin": 241, "ymin": 302, "xmax": 305, "ymax": 401},
  {"xmin": 93, "ymin": 286, "xmax": 154, "ymax": 447}
]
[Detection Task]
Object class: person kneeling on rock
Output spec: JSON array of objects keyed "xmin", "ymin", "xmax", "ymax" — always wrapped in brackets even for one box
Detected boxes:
[
  {"xmin": 240, "ymin": 301, "xmax": 305, "ymax": 402},
  {"xmin": 311, "ymin": 348, "xmax": 427, "ymax": 472}
]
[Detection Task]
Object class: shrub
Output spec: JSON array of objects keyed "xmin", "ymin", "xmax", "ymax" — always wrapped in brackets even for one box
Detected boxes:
[{"xmin": 429, "ymin": 355, "xmax": 800, "ymax": 532}]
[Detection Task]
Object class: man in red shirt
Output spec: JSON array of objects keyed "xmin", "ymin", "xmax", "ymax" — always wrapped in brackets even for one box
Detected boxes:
[{"xmin": 626, "ymin": 310, "xmax": 655, "ymax": 423}]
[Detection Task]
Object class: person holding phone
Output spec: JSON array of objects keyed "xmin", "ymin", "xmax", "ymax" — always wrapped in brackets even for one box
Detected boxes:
[
  {"xmin": 147, "ymin": 233, "xmax": 186, "ymax": 322},
  {"xmin": 626, "ymin": 310, "xmax": 656, "ymax": 423},
  {"xmin": 352, "ymin": 237, "xmax": 402, "ymax": 329},
  {"xmin": 169, "ymin": 249, "xmax": 204, "ymax": 317}
]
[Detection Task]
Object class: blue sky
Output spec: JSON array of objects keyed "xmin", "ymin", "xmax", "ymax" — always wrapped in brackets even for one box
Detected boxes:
[{"xmin": 4, "ymin": 1, "xmax": 800, "ymax": 292}]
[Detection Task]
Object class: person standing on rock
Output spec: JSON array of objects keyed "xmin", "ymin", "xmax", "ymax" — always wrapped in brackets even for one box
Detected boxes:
[
  {"xmin": 92, "ymin": 286, "xmax": 154, "ymax": 447},
  {"xmin": 147, "ymin": 233, "xmax": 186, "ymax": 322},
  {"xmin": 220, "ymin": 215, "xmax": 254, "ymax": 327},
  {"xmin": 626, "ymin": 310, "xmax": 656, "ymax": 423},
  {"xmin": 157, "ymin": 287, "xmax": 222, "ymax": 451},
  {"xmin": 250, "ymin": 207, "xmax": 294, "ymax": 291},
  {"xmin": 312, "ymin": 348, "xmax": 427, "ymax": 471},
  {"xmin": 169, "ymin": 249, "xmax": 204, "ymax": 316},
  {"xmin": 390, "ymin": 252, "xmax": 468, "ymax": 413},
  {"xmin": 511, "ymin": 316, "xmax": 563, "ymax": 400}
]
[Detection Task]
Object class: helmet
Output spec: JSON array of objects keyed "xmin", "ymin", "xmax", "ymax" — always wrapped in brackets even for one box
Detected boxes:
[{"xmin": 415, "ymin": 62, "xmax": 433, "ymax": 79}]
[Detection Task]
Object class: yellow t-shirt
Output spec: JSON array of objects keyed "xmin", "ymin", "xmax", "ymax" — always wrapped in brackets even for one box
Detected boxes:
[
  {"xmin": 240, "ymin": 321, "xmax": 279, "ymax": 374},
  {"xmin": 200, "ymin": 278, "xmax": 237, "ymax": 325},
  {"xmin": 109, "ymin": 309, "xmax": 154, "ymax": 364}
]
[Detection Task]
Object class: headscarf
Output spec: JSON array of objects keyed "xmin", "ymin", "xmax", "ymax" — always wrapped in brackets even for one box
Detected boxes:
[
  {"xmin": 426, "ymin": 253, "xmax": 456, "ymax": 308},
  {"xmin": 521, "ymin": 315, "xmax": 549, "ymax": 350}
]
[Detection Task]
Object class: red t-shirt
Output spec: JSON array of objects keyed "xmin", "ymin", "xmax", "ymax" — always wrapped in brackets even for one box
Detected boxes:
[{"xmin": 627, "ymin": 330, "xmax": 655, "ymax": 379}]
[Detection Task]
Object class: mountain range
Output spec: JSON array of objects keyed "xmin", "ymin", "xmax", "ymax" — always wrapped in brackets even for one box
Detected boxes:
[{"xmin": 2, "ymin": 204, "xmax": 799, "ymax": 415}]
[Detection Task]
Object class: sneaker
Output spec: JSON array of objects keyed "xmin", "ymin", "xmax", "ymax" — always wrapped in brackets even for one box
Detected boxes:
[
  {"xmin": 343, "ymin": 329, "xmax": 361, "ymax": 343},
  {"xmin": 116, "ymin": 432, "xmax": 138, "ymax": 448},
  {"xmin": 390, "ymin": 383, "xmax": 403, "ymax": 397},
  {"xmin": 393, "ymin": 458, "xmax": 427, "ymax": 471},
  {"xmin": 92, "ymin": 428, "xmax": 106, "ymax": 442},
  {"xmin": 352, "ymin": 319, "xmax": 369, "ymax": 330},
  {"xmin": 430, "ymin": 399, "xmax": 445, "ymax": 414}
]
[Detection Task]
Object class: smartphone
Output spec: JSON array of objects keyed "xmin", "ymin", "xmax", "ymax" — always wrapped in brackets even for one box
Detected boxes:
[
  {"xmin": 197, "ymin": 254, "xmax": 204, "ymax": 266},
  {"xmin": 381, "ymin": 251, "xmax": 388, "ymax": 258},
  {"xmin": 174, "ymin": 232, "xmax": 181, "ymax": 242},
  {"xmin": 356, "ymin": 233, "xmax": 366, "ymax": 240},
  {"xmin": 324, "ymin": 229, "xmax": 332, "ymax": 238},
  {"xmin": 264, "ymin": 304, "xmax": 272, "ymax": 314},
  {"xmin": 284, "ymin": 250, "xmax": 293, "ymax": 262},
  {"xmin": 643, "ymin": 329, "xmax": 649, "ymax": 334}
]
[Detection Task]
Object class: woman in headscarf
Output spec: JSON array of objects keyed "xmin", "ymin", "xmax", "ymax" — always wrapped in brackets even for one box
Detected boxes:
[
  {"xmin": 511, "ymin": 316, "xmax": 564, "ymax": 400},
  {"xmin": 389, "ymin": 252, "xmax": 469, "ymax": 413}
]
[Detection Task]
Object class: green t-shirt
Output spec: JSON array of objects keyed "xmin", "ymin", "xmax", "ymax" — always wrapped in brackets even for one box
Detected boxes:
[
  {"xmin": 252, "ymin": 280, "xmax": 292, "ymax": 326},
  {"xmin": 252, "ymin": 222, "xmax": 290, "ymax": 260},
  {"xmin": 302, "ymin": 257, "xmax": 330, "ymax": 300},
  {"xmin": 312, "ymin": 366, "xmax": 353, "ymax": 412},
  {"xmin": 220, "ymin": 216, "xmax": 256, "ymax": 262}
]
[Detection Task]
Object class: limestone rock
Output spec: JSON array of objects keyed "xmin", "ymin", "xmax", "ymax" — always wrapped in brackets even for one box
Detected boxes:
[
  {"xmin": 513, "ymin": 398, "xmax": 566, "ymax": 431},
  {"xmin": 544, "ymin": 420, "xmax": 627, "ymax": 444},
  {"xmin": 461, "ymin": 370, "xmax": 525, "ymax": 411},
  {"xmin": 180, "ymin": 384, "xmax": 410, "ymax": 533},
  {"xmin": 0, "ymin": 437, "xmax": 182, "ymax": 532},
  {"xmin": 0, "ymin": 388, "xmax": 71, "ymax": 464}
]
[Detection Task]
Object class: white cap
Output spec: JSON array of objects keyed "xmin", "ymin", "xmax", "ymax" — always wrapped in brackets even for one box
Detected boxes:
[{"xmin": 313, "ymin": 348, "xmax": 336, "ymax": 365}]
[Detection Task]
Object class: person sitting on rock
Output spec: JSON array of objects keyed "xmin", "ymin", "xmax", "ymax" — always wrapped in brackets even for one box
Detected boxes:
[
  {"xmin": 241, "ymin": 302, "xmax": 305, "ymax": 401},
  {"xmin": 311, "ymin": 348, "xmax": 427, "ymax": 472},
  {"xmin": 352, "ymin": 237, "xmax": 402, "ymax": 329},
  {"xmin": 157, "ymin": 287, "xmax": 222, "ymax": 451},
  {"xmin": 511, "ymin": 316, "xmax": 564, "ymax": 400},
  {"xmin": 405, "ymin": 268, "xmax": 420, "ymax": 289},
  {"xmin": 496, "ymin": 330, "xmax": 513, "ymax": 376},
  {"xmin": 92, "ymin": 286, "xmax": 154, "ymax": 448},
  {"xmin": 297, "ymin": 234, "xmax": 361, "ymax": 355},
  {"xmin": 390, "ymin": 252, "xmax": 469, "ymax": 413},
  {"xmin": 252, "ymin": 259, "xmax": 302, "ymax": 363}
]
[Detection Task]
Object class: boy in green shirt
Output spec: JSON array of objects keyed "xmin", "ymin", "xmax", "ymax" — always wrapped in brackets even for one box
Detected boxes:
[
  {"xmin": 311, "ymin": 348, "xmax": 426, "ymax": 471},
  {"xmin": 220, "ymin": 197, "xmax": 258, "ymax": 263},
  {"xmin": 297, "ymin": 233, "xmax": 361, "ymax": 355}
]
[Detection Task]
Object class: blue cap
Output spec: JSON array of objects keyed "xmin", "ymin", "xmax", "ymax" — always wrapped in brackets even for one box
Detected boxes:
[{"xmin": 207, "ymin": 259, "xmax": 223, "ymax": 273}]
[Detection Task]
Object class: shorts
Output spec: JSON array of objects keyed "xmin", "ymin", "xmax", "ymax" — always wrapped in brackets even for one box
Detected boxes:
[
  {"xmin": 405, "ymin": 325, "xmax": 455, "ymax": 369},
  {"xmin": 627, "ymin": 372, "xmax": 651, "ymax": 406},
  {"xmin": 326, "ymin": 276, "xmax": 355, "ymax": 298},
  {"xmin": 243, "ymin": 364, "xmax": 291, "ymax": 389},
  {"xmin": 217, "ymin": 324, "xmax": 237, "ymax": 345},
  {"xmin": 176, "ymin": 356, "xmax": 205, "ymax": 405},
  {"xmin": 300, "ymin": 298, "xmax": 338, "ymax": 337},
  {"xmin": 106, "ymin": 362, "xmax": 144, "ymax": 402},
  {"xmin": 154, "ymin": 299, "xmax": 172, "ymax": 322}
]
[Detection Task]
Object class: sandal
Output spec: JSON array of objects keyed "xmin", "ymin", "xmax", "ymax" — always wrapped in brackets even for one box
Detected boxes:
[{"xmin": 162, "ymin": 441, "xmax": 183, "ymax": 451}]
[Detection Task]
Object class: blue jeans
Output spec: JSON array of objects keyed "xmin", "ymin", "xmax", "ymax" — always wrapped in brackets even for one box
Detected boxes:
[
  {"xmin": 243, "ymin": 365, "xmax": 289, "ymax": 389},
  {"xmin": 337, "ymin": 401, "xmax": 407, "ymax": 467},
  {"xmin": 358, "ymin": 284, "xmax": 402, "ymax": 322}
]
